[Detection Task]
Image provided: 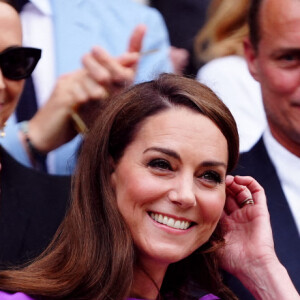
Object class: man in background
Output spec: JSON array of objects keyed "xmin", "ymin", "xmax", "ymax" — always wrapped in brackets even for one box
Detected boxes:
[{"xmin": 227, "ymin": 0, "xmax": 300, "ymax": 298}]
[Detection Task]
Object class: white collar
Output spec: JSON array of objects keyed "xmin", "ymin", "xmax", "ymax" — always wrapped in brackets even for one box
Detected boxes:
[
  {"xmin": 263, "ymin": 126, "xmax": 300, "ymax": 185},
  {"xmin": 27, "ymin": 0, "xmax": 52, "ymax": 16},
  {"xmin": 263, "ymin": 126, "xmax": 300, "ymax": 234}
]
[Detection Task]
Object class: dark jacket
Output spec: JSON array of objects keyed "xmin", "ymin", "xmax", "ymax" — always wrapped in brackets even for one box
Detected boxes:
[
  {"xmin": 0, "ymin": 146, "xmax": 71, "ymax": 268},
  {"xmin": 225, "ymin": 138, "xmax": 300, "ymax": 299}
]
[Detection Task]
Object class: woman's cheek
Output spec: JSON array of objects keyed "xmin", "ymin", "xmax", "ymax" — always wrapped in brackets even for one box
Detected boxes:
[
  {"xmin": 197, "ymin": 190, "xmax": 225, "ymax": 223},
  {"xmin": 126, "ymin": 175, "xmax": 168, "ymax": 204}
]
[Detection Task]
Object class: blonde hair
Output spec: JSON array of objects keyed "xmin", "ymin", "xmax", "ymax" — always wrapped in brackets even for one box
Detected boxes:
[{"xmin": 194, "ymin": 0, "xmax": 249, "ymax": 63}]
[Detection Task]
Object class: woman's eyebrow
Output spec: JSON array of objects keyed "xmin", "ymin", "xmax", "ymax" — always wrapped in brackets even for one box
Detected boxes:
[
  {"xmin": 143, "ymin": 147, "xmax": 180, "ymax": 160},
  {"xmin": 144, "ymin": 147, "xmax": 227, "ymax": 169}
]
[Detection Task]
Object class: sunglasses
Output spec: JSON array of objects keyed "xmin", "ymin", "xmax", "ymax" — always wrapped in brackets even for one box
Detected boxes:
[{"xmin": 0, "ymin": 46, "xmax": 41, "ymax": 80}]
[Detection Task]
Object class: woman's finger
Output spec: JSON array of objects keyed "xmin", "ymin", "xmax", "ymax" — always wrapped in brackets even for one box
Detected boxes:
[
  {"xmin": 233, "ymin": 175, "xmax": 266, "ymax": 207},
  {"xmin": 226, "ymin": 175, "xmax": 253, "ymax": 208}
]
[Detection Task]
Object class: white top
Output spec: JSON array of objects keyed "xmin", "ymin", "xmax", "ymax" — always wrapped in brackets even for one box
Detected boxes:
[
  {"xmin": 197, "ymin": 55, "xmax": 267, "ymax": 153},
  {"xmin": 20, "ymin": 0, "xmax": 57, "ymax": 172},
  {"xmin": 20, "ymin": 0, "xmax": 55, "ymax": 108},
  {"xmin": 264, "ymin": 127, "xmax": 300, "ymax": 235}
]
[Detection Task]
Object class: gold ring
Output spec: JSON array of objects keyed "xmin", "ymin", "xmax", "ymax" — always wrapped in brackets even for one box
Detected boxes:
[{"xmin": 241, "ymin": 197, "xmax": 254, "ymax": 207}]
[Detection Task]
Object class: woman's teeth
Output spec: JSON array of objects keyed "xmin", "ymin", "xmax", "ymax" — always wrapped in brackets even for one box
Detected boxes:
[{"xmin": 150, "ymin": 212, "xmax": 191, "ymax": 230}]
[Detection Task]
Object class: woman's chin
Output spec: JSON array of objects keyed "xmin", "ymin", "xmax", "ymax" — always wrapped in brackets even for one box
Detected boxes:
[{"xmin": 139, "ymin": 244, "xmax": 195, "ymax": 267}]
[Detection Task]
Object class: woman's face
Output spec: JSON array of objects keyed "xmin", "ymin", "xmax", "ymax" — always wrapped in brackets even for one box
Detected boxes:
[
  {"xmin": 111, "ymin": 106, "xmax": 228, "ymax": 268},
  {"xmin": 0, "ymin": 3, "xmax": 24, "ymax": 127}
]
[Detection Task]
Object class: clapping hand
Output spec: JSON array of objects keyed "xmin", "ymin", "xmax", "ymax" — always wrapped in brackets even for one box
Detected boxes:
[{"xmin": 25, "ymin": 25, "xmax": 146, "ymax": 154}]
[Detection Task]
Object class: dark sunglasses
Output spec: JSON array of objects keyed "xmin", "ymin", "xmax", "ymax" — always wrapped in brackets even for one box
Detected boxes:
[{"xmin": 0, "ymin": 46, "xmax": 41, "ymax": 80}]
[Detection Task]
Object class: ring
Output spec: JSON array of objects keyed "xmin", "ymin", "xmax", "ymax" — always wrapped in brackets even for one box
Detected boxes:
[{"xmin": 241, "ymin": 196, "xmax": 254, "ymax": 207}]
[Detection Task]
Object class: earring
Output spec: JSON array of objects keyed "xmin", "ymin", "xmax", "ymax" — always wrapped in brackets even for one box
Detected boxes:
[{"xmin": 0, "ymin": 122, "xmax": 6, "ymax": 137}]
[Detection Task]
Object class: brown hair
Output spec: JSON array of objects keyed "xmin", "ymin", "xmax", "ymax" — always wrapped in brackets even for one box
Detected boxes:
[
  {"xmin": 194, "ymin": 0, "xmax": 250, "ymax": 63},
  {"xmin": 0, "ymin": 74, "xmax": 239, "ymax": 299}
]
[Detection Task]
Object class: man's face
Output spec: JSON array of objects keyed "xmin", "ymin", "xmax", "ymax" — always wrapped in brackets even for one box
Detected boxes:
[
  {"xmin": 245, "ymin": 0, "xmax": 300, "ymax": 157},
  {"xmin": 0, "ymin": 3, "xmax": 24, "ymax": 128}
]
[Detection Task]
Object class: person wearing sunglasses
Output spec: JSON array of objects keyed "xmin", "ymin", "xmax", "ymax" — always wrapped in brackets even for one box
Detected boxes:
[
  {"xmin": 0, "ymin": 0, "xmax": 72, "ymax": 269},
  {"xmin": 0, "ymin": 0, "xmax": 148, "ymax": 268},
  {"xmin": 0, "ymin": 46, "xmax": 41, "ymax": 135}
]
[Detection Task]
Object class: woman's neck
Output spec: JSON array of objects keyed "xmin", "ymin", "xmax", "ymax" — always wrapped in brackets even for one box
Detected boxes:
[{"xmin": 131, "ymin": 258, "xmax": 168, "ymax": 300}]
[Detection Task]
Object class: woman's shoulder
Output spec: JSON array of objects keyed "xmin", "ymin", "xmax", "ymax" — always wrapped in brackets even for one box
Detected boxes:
[{"xmin": 0, "ymin": 292, "xmax": 34, "ymax": 300}]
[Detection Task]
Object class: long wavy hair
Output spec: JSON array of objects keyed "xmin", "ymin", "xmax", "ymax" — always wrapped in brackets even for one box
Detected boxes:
[
  {"xmin": 194, "ymin": 0, "xmax": 250, "ymax": 63},
  {"xmin": 0, "ymin": 74, "xmax": 239, "ymax": 299}
]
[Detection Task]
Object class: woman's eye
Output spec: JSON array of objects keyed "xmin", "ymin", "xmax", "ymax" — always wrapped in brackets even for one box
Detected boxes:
[
  {"xmin": 200, "ymin": 171, "xmax": 222, "ymax": 185},
  {"xmin": 148, "ymin": 159, "xmax": 172, "ymax": 171}
]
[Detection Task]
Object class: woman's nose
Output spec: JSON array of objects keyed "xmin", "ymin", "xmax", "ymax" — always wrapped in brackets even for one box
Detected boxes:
[{"xmin": 168, "ymin": 175, "xmax": 196, "ymax": 208}]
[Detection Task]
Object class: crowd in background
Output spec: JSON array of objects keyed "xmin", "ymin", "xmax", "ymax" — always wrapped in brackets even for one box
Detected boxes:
[{"xmin": 0, "ymin": 0, "xmax": 299, "ymax": 299}]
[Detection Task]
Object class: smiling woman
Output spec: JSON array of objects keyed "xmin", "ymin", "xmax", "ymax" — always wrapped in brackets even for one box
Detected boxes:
[
  {"xmin": 0, "ymin": 73, "xmax": 298, "ymax": 300},
  {"xmin": 111, "ymin": 107, "xmax": 228, "ymax": 277}
]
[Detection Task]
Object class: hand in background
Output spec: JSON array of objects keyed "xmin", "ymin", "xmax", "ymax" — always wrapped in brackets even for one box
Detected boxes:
[
  {"xmin": 81, "ymin": 24, "xmax": 146, "ymax": 98},
  {"xmin": 24, "ymin": 25, "xmax": 146, "ymax": 155}
]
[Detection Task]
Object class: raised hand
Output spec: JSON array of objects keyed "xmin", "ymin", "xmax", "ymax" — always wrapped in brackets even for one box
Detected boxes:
[
  {"xmin": 24, "ymin": 25, "xmax": 147, "ymax": 156},
  {"xmin": 218, "ymin": 175, "xmax": 300, "ymax": 300},
  {"xmin": 81, "ymin": 24, "xmax": 146, "ymax": 97},
  {"xmin": 218, "ymin": 175, "xmax": 275, "ymax": 274}
]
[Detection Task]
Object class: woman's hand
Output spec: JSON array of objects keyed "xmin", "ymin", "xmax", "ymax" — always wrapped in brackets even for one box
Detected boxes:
[
  {"xmin": 218, "ymin": 175, "xmax": 300, "ymax": 300},
  {"xmin": 218, "ymin": 175, "xmax": 275, "ymax": 274}
]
